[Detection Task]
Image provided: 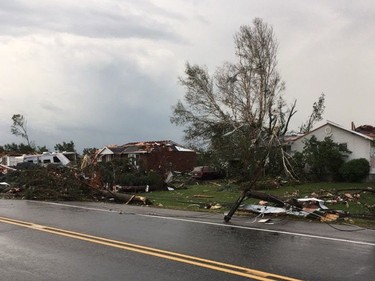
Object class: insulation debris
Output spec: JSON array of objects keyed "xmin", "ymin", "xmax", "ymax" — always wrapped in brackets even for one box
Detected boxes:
[{"xmin": 241, "ymin": 205, "xmax": 286, "ymax": 214}]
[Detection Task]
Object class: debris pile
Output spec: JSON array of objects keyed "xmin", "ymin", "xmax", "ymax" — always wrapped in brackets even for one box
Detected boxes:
[
  {"xmin": 1, "ymin": 165, "xmax": 92, "ymax": 200},
  {"xmin": 240, "ymin": 198, "xmax": 343, "ymax": 222},
  {"xmin": 239, "ymin": 188, "xmax": 375, "ymax": 222},
  {"xmin": 0, "ymin": 164, "xmax": 151, "ymax": 205},
  {"xmin": 285, "ymin": 188, "xmax": 375, "ymax": 216}
]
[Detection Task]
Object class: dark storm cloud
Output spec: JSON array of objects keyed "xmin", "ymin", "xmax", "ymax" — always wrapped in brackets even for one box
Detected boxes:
[
  {"xmin": 0, "ymin": 0, "xmax": 184, "ymax": 42},
  {"xmin": 34, "ymin": 53, "xmax": 184, "ymax": 150},
  {"xmin": 2, "ymin": 0, "xmax": 375, "ymax": 153}
]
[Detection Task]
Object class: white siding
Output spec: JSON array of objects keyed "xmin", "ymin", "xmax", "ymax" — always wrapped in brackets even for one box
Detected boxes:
[
  {"xmin": 291, "ymin": 123, "xmax": 374, "ymax": 173},
  {"xmin": 97, "ymin": 147, "xmax": 114, "ymax": 162}
]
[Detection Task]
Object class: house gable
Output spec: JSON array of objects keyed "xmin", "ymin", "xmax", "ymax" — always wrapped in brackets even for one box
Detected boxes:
[
  {"xmin": 97, "ymin": 146, "xmax": 126, "ymax": 162},
  {"xmin": 98, "ymin": 147, "xmax": 115, "ymax": 156}
]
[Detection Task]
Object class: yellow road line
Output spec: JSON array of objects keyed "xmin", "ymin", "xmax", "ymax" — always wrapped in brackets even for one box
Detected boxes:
[{"xmin": 0, "ymin": 216, "xmax": 302, "ymax": 281}]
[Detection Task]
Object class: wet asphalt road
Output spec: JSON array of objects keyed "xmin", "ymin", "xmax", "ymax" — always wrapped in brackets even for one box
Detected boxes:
[{"xmin": 0, "ymin": 199, "xmax": 374, "ymax": 281}]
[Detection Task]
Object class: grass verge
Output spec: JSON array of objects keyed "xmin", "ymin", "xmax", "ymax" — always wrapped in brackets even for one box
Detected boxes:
[{"xmin": 138, "ymin": 181, "xmax": 375, "ymax": 228}]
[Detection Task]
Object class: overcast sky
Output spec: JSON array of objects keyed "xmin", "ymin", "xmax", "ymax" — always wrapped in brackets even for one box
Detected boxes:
[{"xmin": 1, "ymin": 0, "xmax": 374, "ymax": 153}]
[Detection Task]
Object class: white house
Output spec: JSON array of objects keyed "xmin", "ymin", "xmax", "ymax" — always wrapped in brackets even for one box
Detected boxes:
[
  {"xmin": 96, "ymin": 146, "xmax": 126, "ymax": 163},
  {"xmin": 290, "ymin": 121, "xmax": 375, "ymax": 180}
]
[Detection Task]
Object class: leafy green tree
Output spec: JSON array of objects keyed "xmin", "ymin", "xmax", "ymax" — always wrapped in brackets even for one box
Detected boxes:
[
  {"xmin": 2, "ymin": 142, "xmax": 35, "ymax": 154},
  {"xmin": 171, "ymin": 18, "xmax": 297, "ymax": 182},
  {"xmin": 54, "ymin": 141, "xmax": 76, "ymax": 152},
  {"xmin": 302, "ymin": 136, "xmax": 351, "ymax": 181}
]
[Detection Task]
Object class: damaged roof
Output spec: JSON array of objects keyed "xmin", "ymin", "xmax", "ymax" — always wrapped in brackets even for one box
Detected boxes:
[
  {"xmin": 106, "ymin": 146, "xmax": 126, "ymax": 154},
  {"xmin": 353, "ymin": 124, "xmax": 375, "ymax": 139},
  {"xmin": 98, "ymin": 140, "xmax": 195, "ymax": 155},
  {"xmin": 121, "ymin": 140, "xmax": 195, "ymax": 153}
]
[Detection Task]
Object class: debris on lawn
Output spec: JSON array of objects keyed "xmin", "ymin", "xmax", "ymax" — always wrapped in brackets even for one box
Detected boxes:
[
  {"xmin": 239, "ymin": 188, "xmax": 375, "ymax": 222},
  {"xmin": 207, "ymin": 203, "xmax": 222, "ymax": 210},
  {"xmin": 241, "ymin": 200, "xmax": 343, "ymax": 222},
  {"xmin": 239, "ymin": 191, "xmax": 334, "ymax": 221}
]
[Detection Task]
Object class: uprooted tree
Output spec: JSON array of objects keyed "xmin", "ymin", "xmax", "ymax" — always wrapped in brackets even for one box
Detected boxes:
[{"xmin": 171, "ymin": 18, "xmax": 302, "ymax": 221}]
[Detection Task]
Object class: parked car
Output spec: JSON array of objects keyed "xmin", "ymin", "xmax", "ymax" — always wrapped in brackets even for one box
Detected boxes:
[{"xmin": 191, "ymin": 166, "xmax": 220, "ymax": 180}]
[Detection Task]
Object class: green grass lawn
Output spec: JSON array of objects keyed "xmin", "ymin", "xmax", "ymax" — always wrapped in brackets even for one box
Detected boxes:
[
  {"xmin": 142, "ymin": 181, "xmax": 242, "ymax": 210},
  {"xmin": 138, "ymin": 180, "xmax": 375, "ymax": 227}
]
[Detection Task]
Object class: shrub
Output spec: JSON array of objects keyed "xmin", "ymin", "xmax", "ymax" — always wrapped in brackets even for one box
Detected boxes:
[
  {"xmin": 340, "ymin": 158, "xmax": 370, "ymax": 182},
  {"xmin": 301, "ymin": 135, "xmax": 351, "ymax": 181}
]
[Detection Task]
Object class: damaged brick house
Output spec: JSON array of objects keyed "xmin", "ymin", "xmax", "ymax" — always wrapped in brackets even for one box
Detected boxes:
[
  {"xmin": 290, "ymin": 121, "xmax": 375, "ymax": 181},
  {"xmin": 96, "ymin": 140, "xmax": 197, "ymax": 174}
]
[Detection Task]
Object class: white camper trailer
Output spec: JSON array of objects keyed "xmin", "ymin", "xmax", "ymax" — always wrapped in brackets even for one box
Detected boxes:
[{"xmin": 14, "ymin": 152, "xmax": 71, "ymax": 167}]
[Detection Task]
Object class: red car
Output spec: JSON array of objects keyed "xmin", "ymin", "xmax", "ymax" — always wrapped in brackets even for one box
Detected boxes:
[{"xmin": 191, "ymin": 166, "xmax": 220, "ymax": 180}]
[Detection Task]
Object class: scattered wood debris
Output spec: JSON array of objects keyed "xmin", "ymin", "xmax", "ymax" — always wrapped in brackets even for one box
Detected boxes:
[{"xmin": 239, "ymin": 188, "xmax": 375, "ymax": 222}]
